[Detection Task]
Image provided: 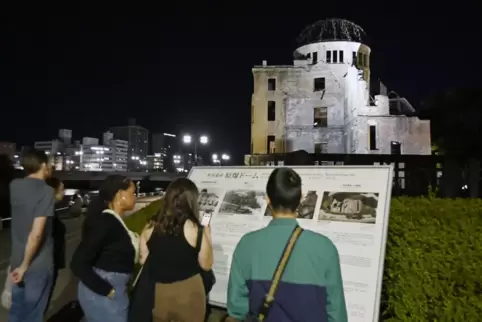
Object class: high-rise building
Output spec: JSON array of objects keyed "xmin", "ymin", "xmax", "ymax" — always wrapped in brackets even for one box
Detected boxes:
[
  {"xmin": 103, "ymin": 131, "xmax": 128, "ymax": 172},
  {"xmin": 147, "ymin": 154, "xmax": 164, "ymax": 172},
  {"xmin": 152, "ymin": 132, "xmax": 177, "ymax": 171},
  {"xmin": 58, "ymin": 129, "xmax": 72, "ymax": 144},
  {"xmin": 109, "ymin": 118, "xmax": 149, "ymax": 171},
  {"xmin": 74, "ymin": 135, "xmax": 129, "ymax": 172}
]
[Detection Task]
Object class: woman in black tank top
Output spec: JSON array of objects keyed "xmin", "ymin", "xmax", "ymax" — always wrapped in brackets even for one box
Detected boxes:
[{"xmin": 133, "ymin": 178, "xmax": 213, "ymax": 322}]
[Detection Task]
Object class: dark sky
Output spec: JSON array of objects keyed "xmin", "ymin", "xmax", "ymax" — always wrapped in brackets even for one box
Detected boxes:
[{"xmin": 1, "ymin": 4, "xmax": 481, "ymax": 163}]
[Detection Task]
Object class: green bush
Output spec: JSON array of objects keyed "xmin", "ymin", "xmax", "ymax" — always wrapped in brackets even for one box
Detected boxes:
[
  {"xmin": 124, "ymin": 199, "xmax": 164, "ymax": 290},
  {"xmin": 124, "ymin": 199, "xmax": 164, "ymax": 234},
  {"xmin": 125, "ymin": 197, "xmax": 482, "ymax": 320},
  {"xmin": 382, "ymin": 197, "xmax": 482, "ymax": 321}
]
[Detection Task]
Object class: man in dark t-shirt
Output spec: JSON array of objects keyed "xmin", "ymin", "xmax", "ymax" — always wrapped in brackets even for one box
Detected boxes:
[{"xmin": 8, "ymin": 149, "xmax": 55, "ymax": 322}]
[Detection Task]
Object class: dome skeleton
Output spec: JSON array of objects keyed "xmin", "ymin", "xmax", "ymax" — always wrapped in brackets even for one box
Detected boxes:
[{"xmin": 297, "ymin": 19, "xmax": 367, "ymax": 46}]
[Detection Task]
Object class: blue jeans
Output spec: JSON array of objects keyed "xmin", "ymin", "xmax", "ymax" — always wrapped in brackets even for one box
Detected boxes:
[
  {"xmin": 78, "ymin": 268, "xmax": 131, "ymax": 322},
  {"xmin": 8, "ymin": 268, "xmax": 54, "ymax": 322}
]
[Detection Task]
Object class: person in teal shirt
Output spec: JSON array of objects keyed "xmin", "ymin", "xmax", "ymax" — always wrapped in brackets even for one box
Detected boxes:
[{"xmin": 227, "ymin": 168, "xmax": 348, "ymax": 321}]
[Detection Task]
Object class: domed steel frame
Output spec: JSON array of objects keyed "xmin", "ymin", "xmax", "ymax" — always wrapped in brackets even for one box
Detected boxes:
[{"xmin": 297, "ymin": 18, "xmax": 368, "ymax": 47}]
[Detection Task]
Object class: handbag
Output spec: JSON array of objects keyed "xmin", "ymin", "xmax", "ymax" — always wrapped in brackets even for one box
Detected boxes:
[
  {"xmin": 244, "ymin": 226, "xmax": 303, "ymax": 322},
  {"xmin": 196, "ymin": 225, "xmax": 216, "ymax": 294},
  {"xmin": 1, "ymin": 265, "xmax": 12, "ymax": 310}
]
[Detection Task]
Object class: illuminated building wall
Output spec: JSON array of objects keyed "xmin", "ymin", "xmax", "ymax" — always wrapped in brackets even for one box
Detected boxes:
[{"xmin": 251, "ymin": 19, "xmax": 431, "ymax": 156}]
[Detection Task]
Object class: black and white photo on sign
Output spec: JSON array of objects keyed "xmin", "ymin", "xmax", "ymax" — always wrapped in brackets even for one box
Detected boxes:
[
  {"xmin": 218, "ymin": 189, "xmax": 266, "ymax": 215},
  {"xmin": 198, "ymin": 188, "xmax": 222, "ymax": 214},
  {"xmin": 318, "ymin": 191, "xmax": 379, "ymax": 224},
  {"xmin": 264, "ymin": 190, "xmax": 319, "ymax": 220}
]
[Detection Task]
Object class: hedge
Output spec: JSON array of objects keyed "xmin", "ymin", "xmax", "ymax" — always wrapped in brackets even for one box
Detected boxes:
[
  {"xmin": 125, "ymin": 197, "xmax": 482, "ymax": 321},
  {"xmin": 124, "ymin": 199, "xmax": 164, "ymax": 234},
  {"xmin": 381, "ymin": 197, "xmax": 482, "ymax": 321}
]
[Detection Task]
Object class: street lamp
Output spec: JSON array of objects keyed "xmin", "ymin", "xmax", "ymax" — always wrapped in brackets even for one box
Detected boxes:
[
  {"xmin": 212, "ymin": 154, "xmax": 220, "ymax": 165},
  {"xmin": 183, "ymin": 134, "xmax": 209, "ymax": 165},
  {"xmin": 221, "ymin": 154, "xmax": 230, "ymax": 161},
  {"xmin": 200, "ymin": 135, "xmax": 208, "ymax": 145}
]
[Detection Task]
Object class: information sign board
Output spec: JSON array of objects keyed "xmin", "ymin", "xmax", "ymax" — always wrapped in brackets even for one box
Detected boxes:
[{"xmin": 188, "ymin": 165, "xmax": 393, "ymax": 322}]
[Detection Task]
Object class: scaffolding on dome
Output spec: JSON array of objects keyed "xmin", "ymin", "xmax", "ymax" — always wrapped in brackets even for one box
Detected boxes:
[{"xmin": 297, "ymin": 19, "xmax": 367, "ymax": 46}]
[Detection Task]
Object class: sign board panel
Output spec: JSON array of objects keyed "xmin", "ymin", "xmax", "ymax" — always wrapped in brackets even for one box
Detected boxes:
[{"xmin": 188, "ymin": 166, "xmax": 393, "ymax": 322}]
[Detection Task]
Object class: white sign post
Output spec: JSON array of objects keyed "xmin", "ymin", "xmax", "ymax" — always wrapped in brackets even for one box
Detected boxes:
[{"xmin": 189, "ymin": 165, "xmax": 393, "ymax": 322}]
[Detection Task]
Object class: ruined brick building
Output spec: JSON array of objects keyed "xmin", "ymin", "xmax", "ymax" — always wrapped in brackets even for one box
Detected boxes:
[{"xmin": 250, "ymin": 19, "xmax": 431, "ymax": 156}]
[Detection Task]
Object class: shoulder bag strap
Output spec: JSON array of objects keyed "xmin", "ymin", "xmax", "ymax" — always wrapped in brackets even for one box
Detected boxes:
[
  {"xmin": 195, "ymin": 225, "xmax": 203, "ymax": 253},
  {"xmin": 257, "ymin": 226, "xmax": 303, "ymax": 322}
]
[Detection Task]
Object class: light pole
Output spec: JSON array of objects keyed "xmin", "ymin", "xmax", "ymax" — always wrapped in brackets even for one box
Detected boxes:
[{"xmin": 183, "ymin": 134, "xmax": 209, "ymax": 165}]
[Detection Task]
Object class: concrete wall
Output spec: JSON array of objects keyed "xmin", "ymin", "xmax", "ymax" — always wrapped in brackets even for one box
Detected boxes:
[
  {"xmin": 354, "ymin": 116, "xmax": 431, "ymax": 155},
  {"xmin": 251, "ymin": 67, "xmax": 304, "ymax": 154}
]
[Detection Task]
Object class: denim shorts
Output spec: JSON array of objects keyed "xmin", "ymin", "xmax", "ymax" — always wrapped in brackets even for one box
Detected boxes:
[{"xmin": 77, "ymin": 268, "xmax": 131, "ymax": 322}]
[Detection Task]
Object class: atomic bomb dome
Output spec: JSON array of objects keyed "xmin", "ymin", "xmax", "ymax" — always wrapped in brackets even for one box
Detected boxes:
[
  {"xmin": 248, "ymin": 18, "xmax": 431, "ymax": 161},
  {"xmin": 297, "ymin": 18, "xmax": 368, "ymax": 46}
]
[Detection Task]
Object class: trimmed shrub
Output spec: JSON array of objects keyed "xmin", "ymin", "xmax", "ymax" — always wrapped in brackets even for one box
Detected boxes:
[
  {"xmin": 382, "ymin": 197, "xmax": 482, "ymax": 321},
  {"xmin": 124, "ymin": 199, "xmax": 164, "ymax": 234},
  {"xmin": 125, "ymin": 197, "xmax": 482, "ymax": 320},
  {"xmin": 124, "ymin": 199, "xmax": 164, "ymax": 290}
]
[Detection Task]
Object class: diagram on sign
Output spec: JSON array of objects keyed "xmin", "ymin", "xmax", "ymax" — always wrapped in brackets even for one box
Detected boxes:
[
  {"xmin": 218, "ymin": 189, "xmax": 266, "ymax": 216},
  {"xmin": 318, "ymin": 192, "xmax": 379, "ymax": 224},
  {"xmin": 264, "ymin": 190, "xmax": 319, "ymax": 220},
  {"xmin": 198, "ymin": 188, "xmax": 223, "ymax": 215}
]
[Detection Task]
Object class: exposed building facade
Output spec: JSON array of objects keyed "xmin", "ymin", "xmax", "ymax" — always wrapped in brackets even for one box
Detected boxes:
[{"xmin": 250, "ymin": 19, "xmax": 431, "ymax": 157}]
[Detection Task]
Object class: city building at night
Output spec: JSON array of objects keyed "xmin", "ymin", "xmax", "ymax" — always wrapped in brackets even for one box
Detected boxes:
[
  {"xmin": 102, "ymin": 132, "xmax": 128, "ymax": 171},
  {"xmin": 77, "ymin": 136, "xmax": 129, "ymax": 172},
  {"xmin": 147, "ymin": 154, "xmax": 164, "ymax": 172},
  {"xmin": 152, "ymin": 132, "xmax": 177, "ymax": 171},
  {"xmin": 0, "ymin": 141, "xmax": 16, "ymax": 160},
  {"xmin": 250, "ymin": 19, "xmax": 431, "ymax": 157},
  {"xmin": 34, "ymin": 137, "xmax": 65, "ymax": 170},
  {"xmin": 34, "ymin": 129, "xmax": 128, "ymax": 172},
  {"xmin": 109, "ymin": 118, "xmax": 149, "ymax": 171}
]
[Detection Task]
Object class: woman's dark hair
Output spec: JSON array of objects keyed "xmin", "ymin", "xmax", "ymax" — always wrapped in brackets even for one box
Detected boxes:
[
  {"xmin": 154, "ymin": 178, "xmax": 200, "ymax": 235},
  {"xmin": 46, "ymin": 177, "xmax": 62, "ymax": 191},
  {"xmin": 266, "ymin": 168, "xmax": 302, "ymax": 213},
  {"xmin": 86, "ymin": 175, "xmax": 132, "ymax": 216}
]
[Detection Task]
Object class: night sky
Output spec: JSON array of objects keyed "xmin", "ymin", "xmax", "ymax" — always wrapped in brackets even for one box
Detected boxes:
[{"xmin": 1, "ymin": 4, "xmax": 481, "ymax": 163}]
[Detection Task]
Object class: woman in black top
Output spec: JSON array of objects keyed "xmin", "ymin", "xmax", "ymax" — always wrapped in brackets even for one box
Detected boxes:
[
  {"xmin": 71, "ymin": 175, "xmax": 139, "ymax": 322},
  {"xmin": 135, "ymin": 178, "xmax": 213, "ymax": 322}
]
